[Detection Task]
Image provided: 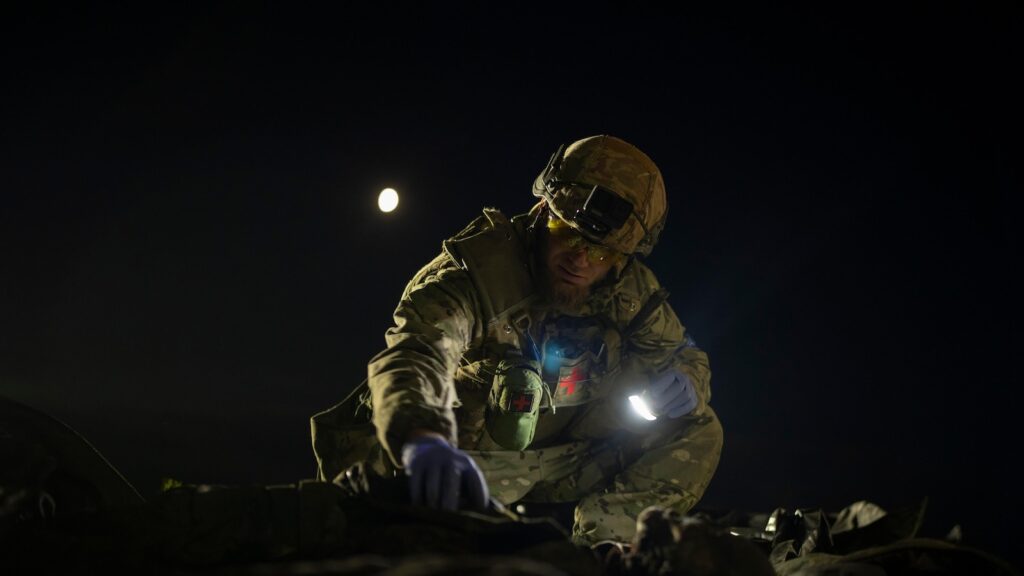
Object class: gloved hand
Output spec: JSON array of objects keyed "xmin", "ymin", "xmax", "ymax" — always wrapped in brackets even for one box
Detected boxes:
[
  {"xmin": 644, "ymin": 368, "xmax": 698, "ymax": 418},
  {"xmin": 400, "ymin": 434, "xmax": 490, "ymax": 511}
]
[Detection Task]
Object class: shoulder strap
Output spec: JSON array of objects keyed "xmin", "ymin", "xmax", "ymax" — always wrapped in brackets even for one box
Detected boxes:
[
  {"xmin": 442, "ymin": 209, "xmax": 536, "ymax": 324},
  {"xmin": 623, "ymin": 287, "xmax": 670, "ymax": 339}
]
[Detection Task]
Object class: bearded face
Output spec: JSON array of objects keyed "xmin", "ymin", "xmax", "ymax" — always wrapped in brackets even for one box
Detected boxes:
[{"xmin": 536, "ymin": 220, "xmax": 616, "ymax": 310}]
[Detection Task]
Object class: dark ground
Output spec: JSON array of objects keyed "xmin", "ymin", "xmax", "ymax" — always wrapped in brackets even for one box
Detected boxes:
[{"xmin": 1, "ymin": 1, "xmax": 1020, "ymax": 567}]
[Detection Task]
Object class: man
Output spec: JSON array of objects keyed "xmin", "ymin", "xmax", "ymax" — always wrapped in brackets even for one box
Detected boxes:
[{"xmin": 312, "ymin": 135, "xmax": 723, "ymax": 544}]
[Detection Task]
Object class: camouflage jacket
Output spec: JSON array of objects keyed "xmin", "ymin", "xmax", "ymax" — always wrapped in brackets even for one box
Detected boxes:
[{"xmin": 368, "ymin": 207, "xmax": 711, "ymax": 467}]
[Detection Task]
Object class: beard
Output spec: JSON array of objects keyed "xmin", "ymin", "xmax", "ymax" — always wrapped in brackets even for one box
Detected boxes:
[
  {"xmin": 546, "ymin": 276, "xmax": 590, "ymax": 310},
  {"xmin": 535, "ymin": 236, "xmax": 591, "ymax": 312}
]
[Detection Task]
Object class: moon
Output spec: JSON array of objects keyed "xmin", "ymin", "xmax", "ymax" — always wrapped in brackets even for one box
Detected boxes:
[{"xmin": 378, "ymin": 188, "xmax": 399, "ymax": 213}]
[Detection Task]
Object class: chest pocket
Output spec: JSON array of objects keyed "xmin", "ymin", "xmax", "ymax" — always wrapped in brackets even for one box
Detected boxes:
[
  {"xmin": 539, "ymin": 315, "xmax": 609, "ymax": 408},
  {"xmin": 547, "ymin": 350, "xmax": 599, "ymax": 406}
]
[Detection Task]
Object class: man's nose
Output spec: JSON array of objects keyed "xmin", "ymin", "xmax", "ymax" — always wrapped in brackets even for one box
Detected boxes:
[{"xmin": 569, "ymin": 246, "xmax": 590, "ymax": 267}]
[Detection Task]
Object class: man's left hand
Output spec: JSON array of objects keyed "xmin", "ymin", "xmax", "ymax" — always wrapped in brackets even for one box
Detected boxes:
[{"xmin": 645, "ymin": 369, "xmax": 698, "ymax": 418}]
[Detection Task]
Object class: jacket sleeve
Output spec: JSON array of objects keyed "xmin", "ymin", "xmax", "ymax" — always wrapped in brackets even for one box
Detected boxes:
[
  {"xmin": 367, "ymin": 253, "xmax": 480, "ymax": 467},
  {"xmin": 621, "ymin": 266, "xmax": 712, "ymax": 415}
]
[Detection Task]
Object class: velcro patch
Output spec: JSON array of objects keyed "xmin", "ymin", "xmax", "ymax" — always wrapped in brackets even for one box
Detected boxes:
[{"xmin": 505, "ymin": 392, "xmax": 536, "ymax": 413}]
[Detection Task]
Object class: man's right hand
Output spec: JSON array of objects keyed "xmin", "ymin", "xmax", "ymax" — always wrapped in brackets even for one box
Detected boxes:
[{"xmin": 400, "ymin": 433, "xmax": 489, "ymax": 511}]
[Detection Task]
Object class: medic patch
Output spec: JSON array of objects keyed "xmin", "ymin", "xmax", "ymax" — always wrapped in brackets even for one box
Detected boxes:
[
  {"xmin": 505, "ymin": 392, "xmax": 536, "ymax": 413},
  {"xmin": 558, "ymin": 365, "xmax": 586, "ymax": 397},
  {"xmin": 552, "ymin": 362, "xmax": 596, "ymax": 407}
]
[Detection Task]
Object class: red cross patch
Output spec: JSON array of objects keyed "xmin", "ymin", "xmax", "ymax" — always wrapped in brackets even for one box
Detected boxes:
[
  {"xmin": 558, "ymin": 366, "xmax": 586, "ymax": 396},
  {"xmin": 505, "ymin": 392, "xmax": 535, "ymax": 413}
]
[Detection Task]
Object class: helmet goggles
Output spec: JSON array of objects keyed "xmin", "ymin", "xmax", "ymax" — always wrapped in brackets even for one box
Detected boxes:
[
  {"xmin": 532, "ymin": 136, "xmax": 667, "ymax": 257},
  {"xmin": 552, "ymin": 181, "xmax": 635, "ymax": 242},
  {"xmin": 546, "ymin": 214, "xmax": 622, "ymax": 264}
]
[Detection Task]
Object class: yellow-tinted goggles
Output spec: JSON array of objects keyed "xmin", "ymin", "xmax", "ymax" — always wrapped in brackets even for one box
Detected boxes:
[{"xmin": 547, "ymin": 217, "xmax": 621, "ymax": 264}]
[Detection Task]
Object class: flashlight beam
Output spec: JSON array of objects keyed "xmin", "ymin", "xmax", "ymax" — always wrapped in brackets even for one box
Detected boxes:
[{"xmin": 629, "ymin": 395, "xmax": 658, "ymax": 421}]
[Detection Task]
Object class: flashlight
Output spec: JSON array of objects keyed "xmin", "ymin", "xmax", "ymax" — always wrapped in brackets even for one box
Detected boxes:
[{"xmin": 628, "ymin": 394, "xmax": 658, "ymax": 421}]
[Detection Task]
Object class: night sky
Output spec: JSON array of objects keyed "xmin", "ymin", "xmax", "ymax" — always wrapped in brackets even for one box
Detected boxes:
[{"xmin": 2, "ymin": 2, "xmax": 1020, "ymax": 563}]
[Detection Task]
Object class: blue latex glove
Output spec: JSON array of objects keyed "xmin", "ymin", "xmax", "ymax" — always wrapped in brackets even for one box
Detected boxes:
[
  {"xmin": 400, "ymin": 435, "xmax": 490, "ymax": 511},
  {"xmin": 645, "ymin": 368, "xmax": 698, "ymax": 418}
]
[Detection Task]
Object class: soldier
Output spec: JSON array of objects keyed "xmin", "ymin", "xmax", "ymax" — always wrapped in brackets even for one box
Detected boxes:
[{"xmin": 313, "ymin": 135, "xmax": 723, "ymax": 545}]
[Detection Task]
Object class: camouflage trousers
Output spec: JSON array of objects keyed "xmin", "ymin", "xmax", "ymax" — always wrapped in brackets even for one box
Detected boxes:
[
  {"xmin": 467, "ymin": 406, "xmax": 723, "ymax": 545},
  {"xmin": 311, "ymin": 402, "xmax": 722, "ymax": 545}
]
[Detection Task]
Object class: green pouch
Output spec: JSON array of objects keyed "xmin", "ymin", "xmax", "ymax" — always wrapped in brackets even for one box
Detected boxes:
[{"xmin": 485, "ymin": 357, "xmax": 544, "ymax": 450}]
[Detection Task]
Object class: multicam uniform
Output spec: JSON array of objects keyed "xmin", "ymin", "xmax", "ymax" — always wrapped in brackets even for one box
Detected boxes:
[{"xmin": 313, "ymin": 205, "xmax": 723, "ymax": 544}]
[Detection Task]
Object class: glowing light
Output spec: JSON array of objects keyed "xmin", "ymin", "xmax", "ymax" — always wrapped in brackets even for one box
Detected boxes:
[
  {"xmin": 629, "ymin": 394, "xmax": 658, "ymax": 421},
  {"xmin": 378, "ymin": 188, "xmax": 399, "ymax": 212}
]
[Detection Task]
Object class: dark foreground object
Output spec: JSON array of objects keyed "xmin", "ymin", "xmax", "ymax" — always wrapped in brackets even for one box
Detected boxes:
[{"xmin": 2, "ymin": 396, "xmax": 1019, "ymax": 575}]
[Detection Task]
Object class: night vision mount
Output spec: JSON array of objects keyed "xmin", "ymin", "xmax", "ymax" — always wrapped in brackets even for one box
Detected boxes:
[{"xmin": 532, "ymin": 143, "xmax": 652, "ymax": 246}]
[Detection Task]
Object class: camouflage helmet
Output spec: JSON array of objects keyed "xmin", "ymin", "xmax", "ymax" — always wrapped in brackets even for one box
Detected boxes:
[{"xmin": 532, "ymin": 135, "xmax": 667, "ymax": 256}]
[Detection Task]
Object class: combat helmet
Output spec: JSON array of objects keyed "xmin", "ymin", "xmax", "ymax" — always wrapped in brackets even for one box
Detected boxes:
[{"xmin": 532, "ymin": 135, "xmax": 667, "ymax": 257}]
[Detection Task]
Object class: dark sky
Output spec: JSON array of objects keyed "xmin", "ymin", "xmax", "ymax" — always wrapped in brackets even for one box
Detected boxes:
[{"xmin": 2, "ymin": 1, "xmax": 1020, "ymax": 562}]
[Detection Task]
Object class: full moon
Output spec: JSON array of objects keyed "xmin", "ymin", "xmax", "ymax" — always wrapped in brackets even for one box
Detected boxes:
[{"xmin": 378, "ymin": 188, "xmax": 399, "ymax": 212}]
